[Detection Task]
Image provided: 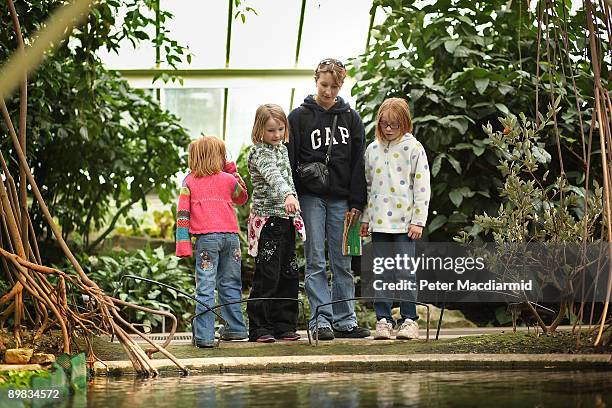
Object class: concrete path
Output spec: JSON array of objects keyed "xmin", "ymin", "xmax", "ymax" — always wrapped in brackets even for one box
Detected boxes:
[{"xmin": 102, "ymin": 325, "xmax": 580, "ymax": 345}]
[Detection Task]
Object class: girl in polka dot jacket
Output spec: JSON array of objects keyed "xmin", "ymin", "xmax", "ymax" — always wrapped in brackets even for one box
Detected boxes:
[{"xmin": 360, "ymin": 98, "xmax": 431, "ymax": 341}]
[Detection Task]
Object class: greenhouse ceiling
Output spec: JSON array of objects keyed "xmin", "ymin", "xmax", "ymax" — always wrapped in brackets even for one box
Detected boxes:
[{"xmin": 99, "ymin": 0, "xmax": 377, "ymax": 155}]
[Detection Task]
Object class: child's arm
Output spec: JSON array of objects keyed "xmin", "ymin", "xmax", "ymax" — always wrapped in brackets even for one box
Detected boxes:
[
  {"xmin": 175, "ymin": 178, "xmax": 192, "ymax": 257},
  {"xmin": 360, "ymin": 145, "xmax": 373, "ymax": 237},
  {"xmin": 232, "ymin": 175, "xmax": 249, "ymax": 205},
  {"xmin": 224, "ymin": 161, "xmax": 249, "ymax": 205},
  {"xmin": 410, "ymin": 142, "xmax": 431, "ymax": 229}
]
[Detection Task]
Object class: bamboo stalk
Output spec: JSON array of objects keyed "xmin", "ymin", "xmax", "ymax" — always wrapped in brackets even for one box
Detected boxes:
[
  {"xmin": 6, "ymin": 0, "xmax": 30, "ymax": 261},
  {"xmin": 0, "ymin": 0, "xmax": 94, "ymax": 100},
  {"xmin": 585, "ymin": 0, "xmax": 612, "ymax": 346}
]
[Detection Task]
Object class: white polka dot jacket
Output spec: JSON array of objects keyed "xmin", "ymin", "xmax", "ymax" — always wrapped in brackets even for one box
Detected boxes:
[{"xmin": 362, "ymin": 133, "xmax": 431, "ymax": 233}]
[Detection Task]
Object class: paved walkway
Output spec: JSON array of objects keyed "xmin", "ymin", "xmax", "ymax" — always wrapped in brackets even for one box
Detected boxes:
[{"xmin": 103, "ymin": 325, "xmax": 580, "ymax": 345}]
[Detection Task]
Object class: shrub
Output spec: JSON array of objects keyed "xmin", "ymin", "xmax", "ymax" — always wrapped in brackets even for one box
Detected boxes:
[{"xmin": 79, "ymin": 246, "xmax": 195, "ymax": 331}]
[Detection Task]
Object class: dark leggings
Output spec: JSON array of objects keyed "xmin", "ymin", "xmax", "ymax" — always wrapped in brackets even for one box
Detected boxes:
[{"xmin": 247, "ymin": 217, "xmax": 299, "ymax": 340}]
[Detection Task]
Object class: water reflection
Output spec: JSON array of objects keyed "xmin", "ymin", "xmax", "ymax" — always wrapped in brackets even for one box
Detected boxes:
[{"xmin": 82, "ymin": 370, "xmax": 610, "ymax": 408}]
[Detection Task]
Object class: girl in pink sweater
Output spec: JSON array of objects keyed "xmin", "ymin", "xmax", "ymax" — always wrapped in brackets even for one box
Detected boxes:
[{"xmin": 176, "ymin": 136, "xmax": 249, "ymax": 348}]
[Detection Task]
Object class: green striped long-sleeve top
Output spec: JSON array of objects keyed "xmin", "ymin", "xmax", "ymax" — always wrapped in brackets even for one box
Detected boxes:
[{"xmin": 248, "ymin": 143, "xmax": 297, "ymax": 218}]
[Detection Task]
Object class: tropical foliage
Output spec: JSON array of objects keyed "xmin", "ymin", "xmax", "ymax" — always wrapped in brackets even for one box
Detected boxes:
[
  {"xmin": 349, "ymin": 0, "xmax": 608, "ymax": 240},
  {"xmin": 75, "ymin": 246, "xmax": 195, "ymax": 331},
  {"xmin": 0, "ymin": 0, "xmax": 192, "ymax": 251}
]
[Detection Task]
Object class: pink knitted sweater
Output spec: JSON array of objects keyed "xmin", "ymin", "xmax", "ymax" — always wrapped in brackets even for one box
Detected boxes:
[{"xmin": 175, "ymin": 171, "xmax": 248, "ymax": 257}]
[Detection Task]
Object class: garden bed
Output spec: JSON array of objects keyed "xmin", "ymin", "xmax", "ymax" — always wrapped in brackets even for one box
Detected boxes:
[{"xmin": 87, "ymin": 331, "xmax": 610, "ymax": 362}]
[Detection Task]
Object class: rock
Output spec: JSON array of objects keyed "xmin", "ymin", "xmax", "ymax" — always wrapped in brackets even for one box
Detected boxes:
[
  {"xmin": 4, "ymin": 348, "xmax": 34, "ymax": 364},
  {"xmin": 390, "ymin": 305, "xmax": 478, "ymax": 328},
  {"xmin": 29, "ymin": 353, "xmax": 56, "ymax": 364}
]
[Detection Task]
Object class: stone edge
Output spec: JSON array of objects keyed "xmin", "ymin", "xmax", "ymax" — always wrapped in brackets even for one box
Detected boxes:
[{"xmin": 93, "ymin": 354, "xmax": 612, "ymax": 376}]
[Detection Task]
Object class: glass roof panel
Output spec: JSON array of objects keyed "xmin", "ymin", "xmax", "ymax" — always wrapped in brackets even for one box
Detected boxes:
[
  {"xmin": 298, "ymin": 0, "xmax": 372, "ymax": 68},
  {"xmin": 160, "ymin": 0, "xmax": 228, "ymax": 68},
  {"xmin": 97, "ymin": 6, "xmax": 156, "ymax": 69},
  {"xmin": 230, "ymin": 0, "xmax": 302, "ymax": 68}
]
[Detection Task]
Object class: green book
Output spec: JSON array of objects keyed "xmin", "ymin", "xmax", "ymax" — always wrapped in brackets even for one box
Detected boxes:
[{"xmin": 342, "ymin": 213, "xmax": 362, "ymax": 256}]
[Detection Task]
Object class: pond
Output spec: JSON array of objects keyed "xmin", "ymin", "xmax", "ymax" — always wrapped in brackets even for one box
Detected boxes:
[
  {"xmin": 87, "ymin": 369, "xmax": 612, "ymax": 407},
  {"xmin": 3, "ymin": 369, "xmax": 611, "ymax": 407}
]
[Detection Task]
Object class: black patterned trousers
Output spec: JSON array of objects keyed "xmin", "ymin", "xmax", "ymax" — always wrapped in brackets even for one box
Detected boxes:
[{"xmin": 247, "ymin": 216, "xmax": 299, "ymax": 340}]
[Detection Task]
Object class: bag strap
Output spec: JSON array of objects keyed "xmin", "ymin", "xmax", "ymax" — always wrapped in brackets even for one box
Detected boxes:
[{"xmin": 325, "ymin": 115, "xmax": 338, "ymax": 165}]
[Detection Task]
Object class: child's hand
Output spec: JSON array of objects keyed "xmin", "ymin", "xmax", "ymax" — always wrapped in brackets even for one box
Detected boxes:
[
  {"xmin": 359, "ymin": 222, "xmax": 370, "ymax": 237},
  {"xmin": 348, "ymin": 208, "xmax": 362, "ymax": 226},
  {"xmin": 285, "ymin": 195, "xmax": 300, "ymax": 215},
  {"xmin": 408, "ymin": 224, "xmax": 424, "ymax": 240},
  {"xmin": 235, "ymin": 173, "xmax": 247, "ymax": 191},
  {"xmin": 224, "ymin": 161, "xmax": 237, "ymax": 174}
]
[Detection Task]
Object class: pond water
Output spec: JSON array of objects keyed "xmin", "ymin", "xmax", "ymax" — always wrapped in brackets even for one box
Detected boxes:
[
  {"xmin": 4, "ymin": 369, "xmax": 611, "ymax": 407},
  {"xmin": 84, "ymin": 369, "xmax": 611, "ymax": 407}
]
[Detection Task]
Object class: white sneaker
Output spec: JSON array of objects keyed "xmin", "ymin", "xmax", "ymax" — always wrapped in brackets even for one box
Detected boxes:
[
  {"xmin": 373, "ymin": 318, "xmax": 393, "ymax": 340},
  {"xmin": 396, "ymin": 319, "xmax": 419, "ymax": 340}
]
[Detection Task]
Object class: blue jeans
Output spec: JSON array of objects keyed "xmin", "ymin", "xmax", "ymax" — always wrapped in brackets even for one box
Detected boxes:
[
  {"xmin": 193, "ymin": 233, "xmax": 247, "ymax": 346},
  {"xmin": 300, "ymin": 194, "xmax": 357, "ymax": 331},
  {"xmin": 372, "ymin": 232, "xmax": 418, "ymax": 325}
]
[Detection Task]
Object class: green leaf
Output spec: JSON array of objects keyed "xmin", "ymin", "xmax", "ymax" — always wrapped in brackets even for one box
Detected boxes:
[
  {"xmin": 448, "ymin": 212, "xmax": 468, "ymax": 223},
  {"xmin": 413, "ymin": 115, "xmax": 439, "ymax": 123},
  {"xmin": 449, "ymin": 190, "xmax": 463, "ymax": 207},
  {"xmin": 411, "ymin": 88, "xmax": 425, "ymax": 102},
  {"xmin": 445, "ymin": 155, "xmax": 462, "ymax": 174},
  {"xmin": 134, "ymin": 31, "xmax": 149, "ymax": 40},
  {"xmin": 453, "ymin": 46, "xmax": 471, "ymax": 58},
  {"xmin": 495, "ymin": 103, "xmax": 510, "ymax": 115},
  {"xmin": 474, "ymin": 77, "xmax": 490, "ymax": 94},
  {"xmin": 432, "ymin": 154, "xmax": 444, "ymax": 177},
  {"xmin": 427, "ymin": 215, "xmax": 447, "ymax": 233},
  {"xmin": 532, "ymin": 146, "xmax": 552, "ymax": 163},
  {"xmin": 444, "ymin": 39, "xmax": 461, "ymax": 53},
  {"xmin": 148, "ymin": 289, "xmax": 161, "ymax": 299},
  {"xmin": 498, "ymin": 84, "xmax": 514, "ymax": 95},
  {"xmin": 473, "ymin": 146, "xmax": 485, "ymax": 156},
  {"xmin": 454, "ymin": 143, "xmax": 473, "ymax": 151},
  {"xmin": 79, "ymin": 126, "xmax": 89, "ymax": 140}
]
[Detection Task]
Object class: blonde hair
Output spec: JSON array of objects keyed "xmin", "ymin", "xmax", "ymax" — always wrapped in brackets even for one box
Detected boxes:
[
  {"xmin": 251, "ymin": 104, "xmax": 289, "ymax": 144},
  {"xmin": 314, "ymin": 58, "xmax": 346, "ymax": 86},
  {"xmin": 375, "ymin": 98, "xmax": 413, "ymax": 141},
  {"xmin": 188, "ymin": 135, "xmax": 226, "ymax": 177}
]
